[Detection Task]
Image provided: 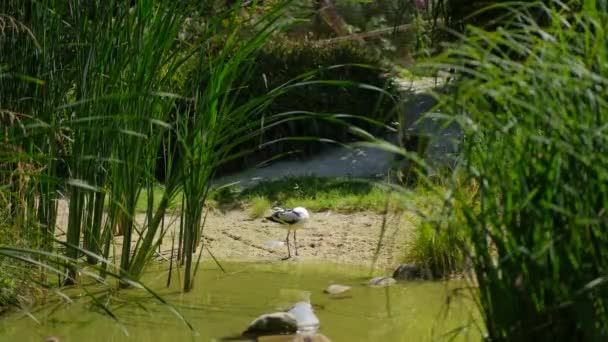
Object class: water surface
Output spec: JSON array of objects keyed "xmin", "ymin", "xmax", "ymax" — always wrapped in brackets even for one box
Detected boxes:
[{"xmin": 0, "ymin": 262, "xmax": 480, "ymax": 341}]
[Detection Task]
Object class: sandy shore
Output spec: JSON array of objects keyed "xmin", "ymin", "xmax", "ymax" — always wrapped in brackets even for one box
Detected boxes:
[{"xmin": 54, "ymin": 200, "xmax": 413, "ymax": 270}]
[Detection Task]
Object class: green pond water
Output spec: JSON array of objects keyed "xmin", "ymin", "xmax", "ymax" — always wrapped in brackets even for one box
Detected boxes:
[{"xmin": 0, "ymin": 262, "xmax": 480, "ymax": 342}]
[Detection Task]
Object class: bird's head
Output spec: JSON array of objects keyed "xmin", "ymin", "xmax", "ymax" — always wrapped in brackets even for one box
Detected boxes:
[{"xmin": 293, "ymin": 207, "xmax": 310, "ymax": 219}]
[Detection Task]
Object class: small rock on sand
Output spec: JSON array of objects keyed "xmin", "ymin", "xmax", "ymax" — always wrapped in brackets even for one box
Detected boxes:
[
  {"xmin": 323, "ymin": 284, "xmax": 351, "ymax": 295},
  {"xmin": 368, "ymin": 276, "xmax": 396, "ymax": 287},
  {"xmin": 243, "ymin": 312, "xmax": 298, "ymax": 336},
  {"xmin": 264, "ymin": 240, "xmax": 286, "ymax": 248}
]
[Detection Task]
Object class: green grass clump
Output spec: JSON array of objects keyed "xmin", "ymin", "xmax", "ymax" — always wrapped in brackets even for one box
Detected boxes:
[
  {"xmin": 405, "ymin": 213, "xmax": 468, "ymax": 279},
  {"xmin": 220, "ymin": 176, "xmax": 405, "ymax": 213},
  {"xmin": 284, "ymin": 186, "xmax": 391, "ymax": 212},
  {"xmin": 0, "ymin": 226, "xmax": 19, "ymax": 309},
  {"xmin": 0, "ymin": 222, "xmax": 45, "ymax": 310},
  {"xmin": 135, "ymin": 177, "xmax": 406, "ymax": 214},
  {"xmin": 401, "ymin": 180, "xmax": 471, "ymax": 278},
  {"xmin": 247, "ymin": 196, "xmax": 272, "ymax": 219}
]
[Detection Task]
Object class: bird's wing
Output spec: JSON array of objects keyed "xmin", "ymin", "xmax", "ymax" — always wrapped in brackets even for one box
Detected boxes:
[{"xmin": 268, "ymin": 209, "xmax": 301, "ymax": 224}]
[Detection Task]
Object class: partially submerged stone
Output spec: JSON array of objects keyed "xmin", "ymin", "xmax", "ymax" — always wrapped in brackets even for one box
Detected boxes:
[
  {"xmin": 287, "ymin": 301, "xmax": 320, "ymax": 333},
  {"xmin": 368, "ymin": 276, "xmax": 396, "ymax": 287},
  {"xmin": 323, "ymin": 284, "xmax": 351, "ymax": 295},
  {"xmin": 392, "ymin": 263, "xmax": 424, "ymax": 281},
  {"xmin": 243, "ymin": 312, "xmax": 298, "ymax": 337}
]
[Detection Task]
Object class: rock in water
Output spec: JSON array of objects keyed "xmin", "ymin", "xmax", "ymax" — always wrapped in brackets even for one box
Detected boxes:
[
  {"xmin": 392, "ymin": 263, "xmax": 423, "ymax": 281},
  {"xmin": 323, "ymin": 284, "xmax": 351, "ymax": 295},
  {"xmin": 368, "ymin": 276, "xmax": 396, "ymax": 287},
  {"xmin": 243, "ymin": 312, "xmax": 298, "ymax": 336},
  {"xmin": 287, "ymin": 302, "xmax": 320, "ymax": 333}
]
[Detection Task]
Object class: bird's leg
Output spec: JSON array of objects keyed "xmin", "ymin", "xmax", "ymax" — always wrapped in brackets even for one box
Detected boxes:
[
  {"xmin": 294, "ymin": 230, "xmax": 298, "ymax": 256},
  {"xmin": 284, "ymin": 230, "xmax": 291, "ymax": 260}
]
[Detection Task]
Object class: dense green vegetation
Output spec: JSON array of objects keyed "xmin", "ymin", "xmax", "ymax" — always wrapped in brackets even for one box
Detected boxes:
[
  {"xmin": 0, "ymin": 0, "xmax": 405, "ymax": 309},
  {"xmin": 0, "ymin": 0, "xmax": 295, "ymax": 299},
  {"xmin": 195, "ymin": 38, "xmax": 401, "ymax": 175},
  {"xmin": 212, "ymin": 176, "xmax": 414, "ymax": 214},
  {"xmin": 133, "ymin": 176, "xmax": 405, "ymax": 214},
  {"xmin": 2, "ymin": 0, "xmax": 608, "ymax": 341},
  {"xmin": 424, "ymin": 2, "xmax": 608, "ymax": 340}
]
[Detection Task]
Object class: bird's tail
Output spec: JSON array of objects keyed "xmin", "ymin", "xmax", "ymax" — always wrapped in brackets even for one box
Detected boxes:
[{"xmin": 265, "ymin": 215, "xmax": 282, "ymax": 223}]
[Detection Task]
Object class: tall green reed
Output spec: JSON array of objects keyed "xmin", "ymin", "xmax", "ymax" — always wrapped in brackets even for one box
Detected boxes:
[
  {"xmin": 1, "ymin": 0, "xmax": 190, "ymax": 287},
  {"xmin": 58, "ymin": 0, "xmax": 189, "ymax": 285},
  {"xmin": 0, "ymin": 244, "xmax": 193, "ymax": 332},
  {"xmin": 424, "ymin": 2, "xmax": 608, "ymax": 340},
  {"xmin": 2, "ymin": 0, "xmax": 337, "ymax": 296},
  {"xmin": 127, "ymin": 2, "xmax": 295, "ymax": 290}
]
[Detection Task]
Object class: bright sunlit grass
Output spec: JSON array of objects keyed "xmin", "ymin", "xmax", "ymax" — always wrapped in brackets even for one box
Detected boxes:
[
  {"xmin": 135, "ymin": 176, "xmax": 436, "ymax": 215},
  {"xmin": 213, "ymin": 176, "xmax": 414, "ymax": 215},
  {"xmin": 134, "ymin": 185, "xmax": 181, "ymax": 213},
  {"xmin": 247, "ymin": 196, "xmax": 272, "ymax": 219}
]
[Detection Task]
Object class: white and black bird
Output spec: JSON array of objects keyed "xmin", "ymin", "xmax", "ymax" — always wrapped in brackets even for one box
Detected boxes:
[{"xmin": 265, "ymin": 206, "xmax": 310, "ymax": 259}]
